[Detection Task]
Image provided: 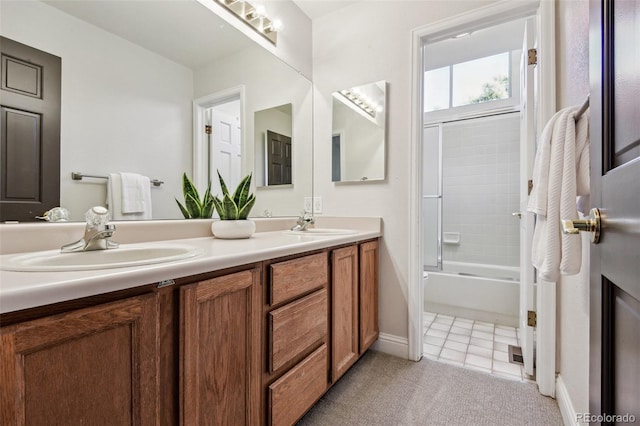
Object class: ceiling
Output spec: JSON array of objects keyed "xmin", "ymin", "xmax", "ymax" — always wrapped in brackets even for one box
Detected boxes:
[
  {"xmin": 292, "ymin": 0, "xmax": 360, "ymax": 20},
  {"xmin": 43, "ymin": 0, "xmax": 252, "ymax": 69},
  {"xmin": 44, "ymin": 0, "xmax": 360, "ymax": 69}
]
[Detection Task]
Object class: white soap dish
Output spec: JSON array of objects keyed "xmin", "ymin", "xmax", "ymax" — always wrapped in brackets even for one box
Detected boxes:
[{"xmin": 443, "ymin": 232, "xmax": 461, "ymax": 245}]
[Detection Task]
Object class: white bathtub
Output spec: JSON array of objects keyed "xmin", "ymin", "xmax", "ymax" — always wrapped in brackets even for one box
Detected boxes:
[{"xmin": 424, "ymin": 261, "xmax": 520, "ymax": 327}]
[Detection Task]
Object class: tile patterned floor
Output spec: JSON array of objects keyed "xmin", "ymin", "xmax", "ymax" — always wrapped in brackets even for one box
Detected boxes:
[{"xmin": 423, "ymin": 311, "xmax": 527, "ymax": 382}]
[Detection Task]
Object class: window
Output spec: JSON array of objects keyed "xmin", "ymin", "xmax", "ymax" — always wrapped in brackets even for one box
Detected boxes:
[
  {"xmin": 423, "ymin": 66, "xmax": 450, "ymax": 112},
  {"xmin": 424, "ymin": 52, "xmax": 511, "ymax": 112}
]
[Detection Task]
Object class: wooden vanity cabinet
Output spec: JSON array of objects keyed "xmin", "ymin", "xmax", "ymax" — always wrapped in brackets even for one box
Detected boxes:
[
  {"xmin": 330, "ymin": 240, "xmax": 380, "ymax": 382},
  {"xmin": 0, "ymin": 293, "xmax": 160, "ymax": 425},
  {"xmin": 359, "ymin": 240, "xmax": 380, "ymax": 353},
  {"xmin": 180, "ymin": 267, "xmax": 262, "ymax": 426},
  {"xmin": 331, "ymin": 245, "xmax": 359, "ymax": 381},
  {"xmin": 262, "ymin": 239, "xmax": 380, "ymax": 425},
  {"xmin": 0, "ymin": 238, "xmax": 379, "ymax": 426},
  {"xmin": 0, "ymin": 265, "xmax": 263, "ymax": 426},
  {"xmin": 263, "ymin": 252, "xmax": 330, "ymax": 426}
]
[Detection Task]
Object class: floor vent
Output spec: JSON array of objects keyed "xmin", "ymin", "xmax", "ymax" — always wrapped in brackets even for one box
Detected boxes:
[{"xmin": 508, "ymin": 345, "xmax": 524, "ymax": 365}]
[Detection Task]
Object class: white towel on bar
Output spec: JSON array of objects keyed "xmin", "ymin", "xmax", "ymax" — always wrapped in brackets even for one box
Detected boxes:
[
  {"xmin": 527, "ymin": 105, "xmax": 590, "ymax": 282},
  {"xmin": 107, "ymin": 172, "xmax": 152, "ymax": 220},
  {"xmin": 527, "ymin": 110, "xmax": 564, "ymax": 216},
  {"xmin": 120, "ymin": 172, "xmax": 151, "ymax": 214}
]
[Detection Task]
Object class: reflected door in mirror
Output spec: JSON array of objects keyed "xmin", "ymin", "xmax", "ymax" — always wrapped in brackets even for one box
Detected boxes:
[
  {"xmin": 254, "ymin": 103, "xmax": 293, "ymax": 187},
  {"xmin": 266, "ymin": 130, "xmax": 292, "ymax": 185},
  {"xmin": 208, "ymin": 101, "xmax": 242, "ymax": 192},
  {"xmin": 1, "ymin": 37, "xmax": 61, "ymax": 221}
]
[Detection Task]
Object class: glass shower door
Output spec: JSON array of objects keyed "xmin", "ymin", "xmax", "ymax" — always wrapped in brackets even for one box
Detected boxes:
[
  {"xmin": 423, "ymin": 125, "xmax": 441, "ymax": 271},
  {"xmin": 440, "ymin": 114, "xmax": 521, "ymax": 277},
  {"xmin": 422, "ymin": 114, "xmax": 521, "ymax": 277}
]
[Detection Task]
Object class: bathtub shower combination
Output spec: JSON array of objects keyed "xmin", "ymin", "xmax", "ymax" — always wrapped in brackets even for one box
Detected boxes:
[
  {"xmin": 424, "ymin": 262, "xmax": 519, "ymax": 326},
  {"xmin": 423, "ymin": 113, "xmax": 521, "ymax": 327}
]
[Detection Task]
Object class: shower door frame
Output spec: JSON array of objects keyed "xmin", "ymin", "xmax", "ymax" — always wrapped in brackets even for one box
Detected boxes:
[{"xmin": 408, "ymin": 0, "xmax": 558, "ymax": 397}]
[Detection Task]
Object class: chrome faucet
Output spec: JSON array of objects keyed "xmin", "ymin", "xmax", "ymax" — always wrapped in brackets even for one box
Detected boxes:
[
  {"xmin": 61, "ymin": 206, "xmax": 119, "ymax": 252},
  {"xmin": 291, "ymin": 211, "xmax": 315, "ymax": 231}
]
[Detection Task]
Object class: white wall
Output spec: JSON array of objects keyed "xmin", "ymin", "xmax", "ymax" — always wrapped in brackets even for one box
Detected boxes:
[
  {"xmin": 1, "ymin": 0, "xmax": 193, "ymax": 221},
  {"xmin": 312, "ymin": 0, "xmax": 497, "ymax": 339},
  {"xmin": 263, "ymin": 0, "xmax": 313, "ymax": 78},
  {"xmin": 555, "ymin": 0, "xmax": 590, "ymax": 417},
  {"xmin": 201, "ymin": 0, "xmax": 313, "ymax": 78}
]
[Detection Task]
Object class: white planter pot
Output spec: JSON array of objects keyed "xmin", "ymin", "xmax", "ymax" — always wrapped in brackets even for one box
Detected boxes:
[{"xmin": 211, "ymin": 220, "xmax": 255, "ymax": 239}]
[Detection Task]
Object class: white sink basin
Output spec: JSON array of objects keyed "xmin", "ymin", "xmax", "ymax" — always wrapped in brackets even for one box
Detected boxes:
[
  {"xmin": 285, "ymin": 228, "xmax": 358, "ymax": 236},
  {"xmin": 0, "ymin": 244, "xmax": 202, "ymax": 272}
]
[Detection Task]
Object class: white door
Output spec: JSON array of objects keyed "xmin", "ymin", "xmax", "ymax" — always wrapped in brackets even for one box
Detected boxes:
[
  {"xmin": 209, "ymin": 107, "xmax": 242, "ymax": 194},
  {"xmin": 519, "ymin": 17, "xmax": 536, "ymax": 377}
]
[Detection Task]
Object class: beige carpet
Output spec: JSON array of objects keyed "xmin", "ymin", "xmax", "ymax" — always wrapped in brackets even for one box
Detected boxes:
[{"xmin": 298, "ymin": 351, "xmax": 563, "ymax": 426}]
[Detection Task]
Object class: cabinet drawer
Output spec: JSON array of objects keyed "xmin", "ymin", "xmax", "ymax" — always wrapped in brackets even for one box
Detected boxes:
[
  {"xmin": 270, "ymin": 252, "xmax": 328, "ymax": 305},
  {"xmin": 268, "ymin": 344, "xmax": 328, "ymax": 426},
  {"xmin": 269, "ymin": 289, "xmax": 327, "ymax": 372}
]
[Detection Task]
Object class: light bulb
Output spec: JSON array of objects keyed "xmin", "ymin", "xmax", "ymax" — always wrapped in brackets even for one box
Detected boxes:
[
  {"xmin": 271, "ymin": 19, "xmax": 283, "ymax": 31},
  {"xmin": 254, "ymin": 4, "xmax": 266, "ymax": 17}
]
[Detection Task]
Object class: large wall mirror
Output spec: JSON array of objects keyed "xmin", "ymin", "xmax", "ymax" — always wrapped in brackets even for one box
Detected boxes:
[
  {"xmin": 331, "ymin": 80, "xmax": 387, "ymax": 183},
  {"xmin": 0, "ymin": 0, "xmax": 312, "ymax": 221}
]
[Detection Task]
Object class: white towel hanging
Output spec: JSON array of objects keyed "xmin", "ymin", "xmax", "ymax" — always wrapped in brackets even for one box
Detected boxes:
[
  {"xmin": 107, "ymin": 172, "xmax": 153, "ymax": 220},
  {"xmin": 527, "ymin": 104, "xmax": 590, "ymax": 282},
  {"xmin": 120, "ymin": 172, "xmax": 151, "ymax": 215}
]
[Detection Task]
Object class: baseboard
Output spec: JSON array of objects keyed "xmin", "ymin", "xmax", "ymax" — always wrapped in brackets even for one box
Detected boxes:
[
  {"xmin": 371, "ymin": 333, "xmax": 409, "ymax": 359},
  {"xmin": 556, "ymin": 375, "xmax": 578, "ymax": 425}
]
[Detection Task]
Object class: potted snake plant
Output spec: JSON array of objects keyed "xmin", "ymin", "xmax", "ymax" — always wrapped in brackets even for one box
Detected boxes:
[
  {"xmin": 175, "ymin": 173, "xmax": 215, "ymax": 219},
  {"xmin": 211, "ymin": 171, "xmax": 257, "ymax": 239}
]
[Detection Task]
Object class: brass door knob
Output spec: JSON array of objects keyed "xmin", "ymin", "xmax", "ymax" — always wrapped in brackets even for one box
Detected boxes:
[{"xmin": 561, "ymin": 208, "xmax": 601, "ymax": 244}]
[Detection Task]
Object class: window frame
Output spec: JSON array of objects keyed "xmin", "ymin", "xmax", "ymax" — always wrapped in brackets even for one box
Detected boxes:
[{"xmin": 423, "ymin": 50, "xmax": 521, "ymax": 124}]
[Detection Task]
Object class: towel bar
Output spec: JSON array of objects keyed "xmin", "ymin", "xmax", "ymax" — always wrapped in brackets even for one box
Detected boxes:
[
  {"xmin": 575, "ymin": 95, "xmax": 589, "ymax": 120},
  {"xmin": 71, "ymin": 172, "xmax": 164, "ymax": 187}
]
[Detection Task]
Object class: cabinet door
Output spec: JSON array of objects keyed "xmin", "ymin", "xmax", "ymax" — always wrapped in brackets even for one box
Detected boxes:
[
  {"xmin": 181, "ymin": 268, "xmax": 261, "ymax": 426},
  {"xmin": 359, "ymin": 240, "xmax": 379, "ymax": 353},
  {"xmin": 0, "ymin": 293, "xmax": 159, "ymax": 425},
  {"xmin": 331, "ymin": 245, "xmax": 359, "ymax": 381}
]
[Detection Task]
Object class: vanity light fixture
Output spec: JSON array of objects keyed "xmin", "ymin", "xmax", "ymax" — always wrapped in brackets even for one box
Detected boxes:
[
  {"xmin": 216, "ymin": 0, "xmax": 280, "ymax": 45},
  {"xmin": 339, "ymin": 89, "xmax": 378, "ymax": 118}
]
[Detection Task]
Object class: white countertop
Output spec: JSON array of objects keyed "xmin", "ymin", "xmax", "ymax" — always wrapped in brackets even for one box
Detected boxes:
[{"xmin": 0, "ymin": 227, "xmax": 380, "ymax": 314}]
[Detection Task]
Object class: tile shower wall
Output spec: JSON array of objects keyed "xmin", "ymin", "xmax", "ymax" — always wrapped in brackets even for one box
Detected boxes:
[{"xmin": 442, "ymin": 113, "xmax": 520, "ymax": 267}]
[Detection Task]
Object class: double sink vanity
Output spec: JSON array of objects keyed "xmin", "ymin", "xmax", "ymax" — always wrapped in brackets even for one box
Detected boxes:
[
  {"xmin": 0, "ymin": 217, "xmax": 381, "ymax": 425},
  {"xmin": 1, "ymin": 2, "xmax": 384, "ymax": 423}
]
